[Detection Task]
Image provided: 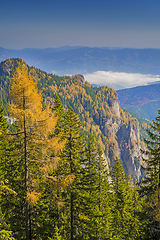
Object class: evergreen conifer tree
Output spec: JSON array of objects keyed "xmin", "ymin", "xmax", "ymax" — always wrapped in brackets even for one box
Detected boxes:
[
  {"xmin": 96, "ymin": 147, "xmax": 113, "ymax": 240},
  {"xmin": 139, "ymin": 109, "xmax": 160, "ymax": 239},
  {"xmin": 0, "ymin": 101, "xmax": 13, "ymax": 232},
  {"xmin": 131, "ymin": 180, "xmax": 146, "ymax": 240},
  {"xmin": 62, "ymin": 107, "xmax": 85, "ymax": 240},
  {"xmin": 0, "ymin": 101, "xmax": 25, "ymax": 240},
  {"xmin": 110, "ymin": 158, "xmax": 135, "ymax": 240},
  {"xmin": 53, "ymin": 94, "xmax": 65, "ymax": 136},
  {"xmin": 79, "ymin": 133, "xmax": 99, "ymax": 239}
]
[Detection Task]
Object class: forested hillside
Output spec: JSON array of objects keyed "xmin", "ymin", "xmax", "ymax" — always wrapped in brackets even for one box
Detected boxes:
[{"xmin": 0, "ymin": 58, "xmax": 150, "ymax": 180}]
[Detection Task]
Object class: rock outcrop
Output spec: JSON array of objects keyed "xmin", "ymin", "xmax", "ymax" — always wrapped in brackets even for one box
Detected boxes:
[
  {"xmin": 73, "ymin": 74, "xmax": 86, "ymax": 84},
  {"xmin": 102, "ymin": 98, "xmax": 145, "ymax": 181}
]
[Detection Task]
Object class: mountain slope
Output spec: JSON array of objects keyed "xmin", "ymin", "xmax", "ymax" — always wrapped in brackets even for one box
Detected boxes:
[
  {"xmin": 0, "ymin": 58, "xmax": 149, "ymax": 180},
  {"xmin": 117, "ymin": 84, "xmax": 160, "ymax": 121}
]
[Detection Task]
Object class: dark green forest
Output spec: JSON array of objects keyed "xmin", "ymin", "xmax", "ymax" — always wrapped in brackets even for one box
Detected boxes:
[{"xmin": 0, "ymin": 59, "xmax": 160, "ymax": 239}]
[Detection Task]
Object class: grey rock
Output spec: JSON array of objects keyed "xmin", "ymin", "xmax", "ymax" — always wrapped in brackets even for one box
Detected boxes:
[{"xmin": 102, "ymin": 98, "xmax": 145, "ymax": 181}]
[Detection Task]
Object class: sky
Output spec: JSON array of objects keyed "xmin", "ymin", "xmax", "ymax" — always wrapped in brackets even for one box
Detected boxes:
[
  {"xmin": 1, "ymin": 0, "xmax": 160, "ymax": 88},
  {"xmin": 1, "ymin": 0, "xmax": 160, "ymax": 50}
]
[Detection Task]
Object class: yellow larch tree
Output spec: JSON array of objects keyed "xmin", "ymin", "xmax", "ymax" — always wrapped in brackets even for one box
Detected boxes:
[{"xmin": 9, "ymin": 65, "xmax": 65, "ymax": 240}]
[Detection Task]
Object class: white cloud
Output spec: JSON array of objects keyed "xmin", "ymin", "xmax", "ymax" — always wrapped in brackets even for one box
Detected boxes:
[{"xmin": 84, "ymin": 71, "xmax": 160, "ymax": 89}]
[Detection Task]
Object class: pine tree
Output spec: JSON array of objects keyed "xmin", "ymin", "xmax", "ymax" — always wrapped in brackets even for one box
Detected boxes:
[
  {"xmin": 79, "ymin": 133, "xmax": 99, "ymax": 239},
  {"xmin": 0, "ymin": 100, "xmax": 9, "ymax": 189},
  {"xmin": 62, "ymin": 107, "xmax": 85, "ymax": 240},
  {"xmin": 131, "ymin": 180, "xmax": 146, "ymax": 240},
  {"xmin": 53, "ymin": 94, "xmax": 65, "ymax": 136},
  {"xmin": 0, "ymin": 100, "xmax": 26, "ymax": 240},
  {"xmin": 0, "ymin": 101, "xmax": 13, "ymax": 232},
  {"xmin": 96, "ymin": 147, "xmax": 113, "ymax": 240},
  {"xmin": 139, "ymin": 109, "xmax": 160, "ymax": 239},
  {"xmin": 77, "ymin": 135, "xmax": 113, "ymax": 240},
  {"xmin": 110, "ymin": 158, "xmax": 135, "ymax": 240}
]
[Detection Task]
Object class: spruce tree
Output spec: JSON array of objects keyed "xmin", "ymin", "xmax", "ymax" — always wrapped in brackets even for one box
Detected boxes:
[
  {"xmin": 62, "ymin": 107, "xmax": 85, "ymax": 240},
  {"xmin": 0, "ymin": 101, "xmax": 25, "ymax": 239},
  {"xmin": 79, "ymin": 133, "xmax": 99, "ymax": 239},
  {"xmin": 0, "ymin": 101, "xmax": 13, "ymax": 232},
  {"xmin": 53, "ymin": 94, "xmax": 65, "ymax": 136},
  {"xmin": 139, "ymin": 109, "xmax": 160, "ymax": 239},
  {"xmin": 110, "ymin": 158, "xmax": 135, "ymax": 240},
  {"xmin": 96, "ymin": 147, "xmax": 113, "ymax": 240},
  {"xmin": 78, "ymin": 136, "xmax": 113, "ymax": 240},
  {"xmin": 131, "ymin": 180, "xmax": 146, "ymax": 240}
]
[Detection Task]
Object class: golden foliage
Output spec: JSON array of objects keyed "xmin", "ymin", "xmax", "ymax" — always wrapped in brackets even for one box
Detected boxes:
[
  {"xmin": 40, "ymin": 156, "xmax": 60, "ymax": 175},
  {"xmin": 9, "ymin": 66, "xmax": 66, "ymax": 205},
  {"xmin": 26, "ymin": 191, "xmax": 41, "ymax": 206},
  {"xmin": 9, "ymin": 66, "xmax": 65, "ymax": 158},
  {"xmin": 9, "ymin": 66, "xmax": 42, "ymax": 126},
  {"xmin": 59, "ymin": 174, "xmax": 75, "ymax": 188}
]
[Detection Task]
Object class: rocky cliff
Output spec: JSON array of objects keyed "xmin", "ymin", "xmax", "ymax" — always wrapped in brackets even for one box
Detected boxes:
[{"xmin": 101, "ymin": 97, "xmax": 145, "ymax": 180}]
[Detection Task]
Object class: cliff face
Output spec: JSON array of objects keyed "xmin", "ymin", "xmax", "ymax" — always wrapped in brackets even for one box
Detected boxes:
[{"xmin": 102, "ymin": 98, "xmax": 145, "ymax": 180}]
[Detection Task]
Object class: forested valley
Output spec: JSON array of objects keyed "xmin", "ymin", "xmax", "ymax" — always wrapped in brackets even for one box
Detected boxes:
[{"xmin": 0, "ymin": 59, "xmax": 160, "ymax": 239}]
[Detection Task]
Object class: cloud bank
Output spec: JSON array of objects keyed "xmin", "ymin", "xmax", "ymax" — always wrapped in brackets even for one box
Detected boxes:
[{"xmin": 84, "ymin": 71, "xmax": 160, "ymax": 90}]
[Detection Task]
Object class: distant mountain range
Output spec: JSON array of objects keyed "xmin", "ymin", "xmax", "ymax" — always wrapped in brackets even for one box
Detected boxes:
[
  {"xmin": 117, "ymin": 83, "xmax": 160, "ymax": 121},
  {"xmin": 1, "ymin": 46, "xmax": 160, "ymax": 76}
]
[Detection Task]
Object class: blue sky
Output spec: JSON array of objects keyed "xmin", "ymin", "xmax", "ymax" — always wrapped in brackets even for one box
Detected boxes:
[{"xmin": 1, "ymin": 0, "xmax": 160, "ymax": 49}]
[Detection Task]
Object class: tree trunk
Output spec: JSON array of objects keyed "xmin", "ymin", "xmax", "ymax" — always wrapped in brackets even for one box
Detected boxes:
[
  {"xmin": 23, "ymin": 96, "xmax": 31, "ymax": 240},
  {"xmin": 69, "ymin": 134, "xmax": 74, "ymax": 240},
  {"xmin": 71, "ymin": 191, "xmax": 74, "ymax": 240}
]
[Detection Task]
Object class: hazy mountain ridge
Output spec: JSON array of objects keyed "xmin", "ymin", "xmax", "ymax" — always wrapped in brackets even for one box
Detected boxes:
[
  {"xmin": 117, "ymin": 84, "xmax": 160, "ymax": 121},
  {"xmin": 1, "ymin": 47, "xmax": 160, "ymax": 76},
  {"xmin": 0, "ymin": 58, "xmax": 149, "ymax": 180}
]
